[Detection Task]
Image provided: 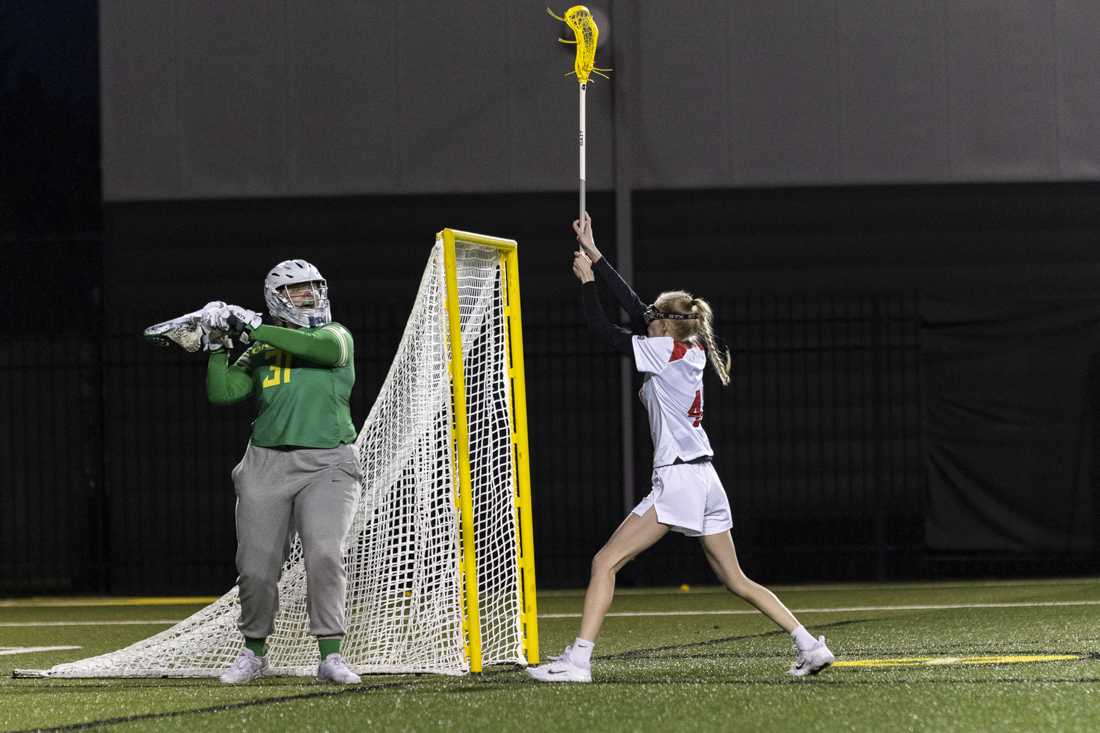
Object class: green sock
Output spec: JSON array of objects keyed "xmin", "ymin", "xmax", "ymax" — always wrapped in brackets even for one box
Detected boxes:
[
  {"xmin": 318, "ymin": 638, "xmax": 341, "ymax": 658},
  {"xmin": 244, "ymin": 637, "xmax": 268, "ymax": 657}
]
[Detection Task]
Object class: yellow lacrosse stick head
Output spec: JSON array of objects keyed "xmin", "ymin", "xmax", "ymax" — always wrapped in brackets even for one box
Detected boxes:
[{"xmin": 548, "ymin": 5, "xmax": 611, "ymax": 84}]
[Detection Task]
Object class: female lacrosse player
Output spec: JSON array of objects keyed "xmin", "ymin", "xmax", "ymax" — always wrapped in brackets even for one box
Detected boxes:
[
  {"xmin": 527, "ymin": 214, "xmax": 835, "ymax": 683},
  {"xmin": 202, "ymin": 259, "xmax": 361, "ymax": 685}
]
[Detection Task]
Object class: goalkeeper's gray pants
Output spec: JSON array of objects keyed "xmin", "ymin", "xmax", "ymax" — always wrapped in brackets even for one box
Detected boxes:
[{"xmin": 232, "ymin": 442, "xmax": 360, "ymax": 640}]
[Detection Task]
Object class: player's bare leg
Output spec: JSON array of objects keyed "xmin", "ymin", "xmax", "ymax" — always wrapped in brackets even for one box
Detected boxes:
[
  {"xmin": 578, "ymin": 508, "xmax": 669, "ymax": 641},
  {"xmin": 700, "ymin": 531, "xmax": 834, "ymax": 676},
  {"xmin": 528, "ymin": 508, "xmax": 668, "ymax": 682},
  {"xmin": 699, "ymin": 531, "xmax": 798, "ymax": 630}
]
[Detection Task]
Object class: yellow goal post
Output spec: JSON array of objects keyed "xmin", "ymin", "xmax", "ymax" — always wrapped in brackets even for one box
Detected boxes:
[{"xmin": 440, "ymin": 229, "xmax": 540, "ymax": 672}]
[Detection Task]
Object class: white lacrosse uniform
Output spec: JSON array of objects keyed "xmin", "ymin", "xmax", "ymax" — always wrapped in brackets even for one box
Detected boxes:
[{"xmin": 630, "ymin": 336, "xmax": 733, "ymax": 537}]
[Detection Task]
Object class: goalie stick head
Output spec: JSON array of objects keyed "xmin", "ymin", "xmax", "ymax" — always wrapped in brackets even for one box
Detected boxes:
[
  {"xmin": 143, "ymin": 305, "xmax": 211, "ymax": 353},
  {"xmin": 143, "ymin": 301, "xmax": 235, "ymax": 353},
  {"xmin": 264, "ymin": 259, "xmax": 331, "ymax": 328}
]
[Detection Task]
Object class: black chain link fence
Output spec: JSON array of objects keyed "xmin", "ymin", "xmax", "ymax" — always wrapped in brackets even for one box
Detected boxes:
[{"xmin": 1, "ymin": 292, "xmax": 930, "ymax": 594}]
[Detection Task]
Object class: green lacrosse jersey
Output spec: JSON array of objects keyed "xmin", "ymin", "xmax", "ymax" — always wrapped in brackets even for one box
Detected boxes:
[{"xmin": 233, "ymin": 322, "xmax": 356, "ymax": 449}]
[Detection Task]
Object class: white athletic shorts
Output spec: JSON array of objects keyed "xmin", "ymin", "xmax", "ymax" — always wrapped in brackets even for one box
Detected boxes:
[{"xmin": 631, "ymin": 461, "xmax": 733, "ymax": 537}]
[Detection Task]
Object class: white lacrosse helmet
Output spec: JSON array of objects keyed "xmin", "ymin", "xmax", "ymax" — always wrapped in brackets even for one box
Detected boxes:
[{"xmin": 264, "ymin": 259, "xmax": 331, "ymax": 328}]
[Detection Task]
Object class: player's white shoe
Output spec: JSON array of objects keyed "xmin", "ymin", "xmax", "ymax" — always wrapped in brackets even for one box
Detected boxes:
[
  {"xmin": 317, "ymin": 653, "xmax": 361, "ymax": 684},
  {"xmin": 787, "ymin": 636, "xmax": 835, "ymax": 677},
  {"xmin": 547, "ymin": 644, "xmax": 572, "ymax": 662},
  {"xmin": 526, "ymin": 648, "xmax": 592, "ymax": 683},
  {"xmin": 219, "ymin": 649, "xmax": 268, "ymax": 684}
]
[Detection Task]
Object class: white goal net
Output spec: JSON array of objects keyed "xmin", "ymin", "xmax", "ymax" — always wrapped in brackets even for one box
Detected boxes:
[{"xmin": 21, "ymin": 239, "xmax": 530, "ymax": 678}]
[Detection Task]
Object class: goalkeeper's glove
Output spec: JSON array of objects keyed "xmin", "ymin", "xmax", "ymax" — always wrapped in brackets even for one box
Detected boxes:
[
  {"xmin": 202, "ymin": 304, "xmax": 262, "ymax": 343},
  {"xmin": 198, "ymin": 302, "xmax": 231, "ymax": 352},
  {"xmin": 201, "ymin": 328, "xmax": 232, "ymax": 352},
  {"xmin": 200, "ymin": 302, "xmax": 230, "ymax": 333},
  {"xmin": 199, "ymin": 300, "xmax": 228, "ymax": 320},
  {"xmin": 224, "ymin": 305, "xmax": 262, "ymax": 343}
]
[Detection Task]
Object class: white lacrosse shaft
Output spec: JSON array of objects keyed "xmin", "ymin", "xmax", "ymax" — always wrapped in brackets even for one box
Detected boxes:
[{"xmin": 579, "ymin": 82, "xmax": 587, "ymax": 223}]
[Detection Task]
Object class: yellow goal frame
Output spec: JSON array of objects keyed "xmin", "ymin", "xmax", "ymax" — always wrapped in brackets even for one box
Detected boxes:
[{"xmin": 440, "ymin": 228, "xmax": 540, "ymax": 673}]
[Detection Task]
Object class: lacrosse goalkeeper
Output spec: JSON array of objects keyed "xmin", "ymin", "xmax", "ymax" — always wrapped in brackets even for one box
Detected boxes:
[{"xmin": 201, "ymin": 259, "xmax": 361, "ymax": 685}]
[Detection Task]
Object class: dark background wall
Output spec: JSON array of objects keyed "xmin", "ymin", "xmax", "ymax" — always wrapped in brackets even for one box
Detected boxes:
[
  {"xmin": 4, "ymin": 2, "xmax": 1100, "ymax": 595},
  {"xmin": 99, "ymin": 0, "xmax": 1100, "ymax": 198}
]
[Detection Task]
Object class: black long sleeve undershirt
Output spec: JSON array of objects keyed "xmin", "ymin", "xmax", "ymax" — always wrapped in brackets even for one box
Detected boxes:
[
  {"xmin": 581, "ymin": 256, "xmax": 648, "ymax": 356},
  {"xmin": 582, "ymin": 282, "xmax": 634, "ymax": 356},
  {"xmin": 592, "ymin": 257, "xmax": 648, "ymax": 334}
]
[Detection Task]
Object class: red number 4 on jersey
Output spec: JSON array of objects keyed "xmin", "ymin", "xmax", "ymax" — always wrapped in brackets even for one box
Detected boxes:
[{"xmin": 688, "ymin": 390, "xmax": 704, "ymax": 427}]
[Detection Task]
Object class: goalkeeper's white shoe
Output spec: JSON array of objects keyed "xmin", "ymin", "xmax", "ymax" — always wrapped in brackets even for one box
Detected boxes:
[
  {"xmin": 317, "ymin": 654, "xmax": 361, "ymax": 684},
  {"xmin": 786, "ymin": 636, "xmax": 835, "ymax": 677},
  {"xmin": 219, "ymin": 649, "xmax": 268, "ymax": 684},
  {"xmin": 526, "ymin": 650, "xmax": 592, "ymax": 683}
]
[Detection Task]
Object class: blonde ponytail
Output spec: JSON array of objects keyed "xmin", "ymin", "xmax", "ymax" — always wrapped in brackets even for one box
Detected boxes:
[
  {"xmin": 690, "ymin": 297, "xmax": 731, "ymax": 386},
  {"xmin": 653, "ymin": 291, "xmax": 732, "ymax": 387}
]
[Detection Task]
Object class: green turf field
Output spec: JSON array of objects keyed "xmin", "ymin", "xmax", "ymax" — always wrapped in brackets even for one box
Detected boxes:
[{"xmin": 2, "ymin": 578, "xmax": 1099, "ymax": 732}]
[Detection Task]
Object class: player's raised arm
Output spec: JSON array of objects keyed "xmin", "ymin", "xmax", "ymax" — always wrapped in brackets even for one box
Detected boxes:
[
  {"xmin": 203, "ymin": 299, "xmax": 354, "ymax": 369},
  {"xmin": 245, "ymin": 322, "xmax": 352, "ymax": 368},
  {"xmin": 575, "ymin": 250, "xmax": 634, "ymax": 356},
  {"xmin": 574, "ymin": 212, "xmax": 648, "ymax": 332}
]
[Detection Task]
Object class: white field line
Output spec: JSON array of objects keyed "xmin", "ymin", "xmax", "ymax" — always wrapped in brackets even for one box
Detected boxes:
[
  {"xmin": 2, "ymin": 600, "xmax": 1098, "ymax": 628},
  {"xmin": 546, "ymin": 578, "xmax": 1100, "ymax": 597},
  {"xmin": 539, "ymin": 599, "xmax": 1100, "ymax": 619},
  {"xmin": 0, "ymin": 646, "xmax": 81, "ymax": 656}
]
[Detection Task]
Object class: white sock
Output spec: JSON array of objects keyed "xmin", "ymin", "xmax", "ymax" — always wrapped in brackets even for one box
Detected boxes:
[
  {"xmin": 569, "ymin": 638, "xmax": 595, "ymax": 667},
  {"xmin": 791, "ymin": 625, "xmax": 817, "ymax": 652}
]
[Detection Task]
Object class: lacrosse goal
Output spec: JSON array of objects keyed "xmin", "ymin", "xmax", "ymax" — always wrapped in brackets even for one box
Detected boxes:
[{"xmin": 17, "ymin": 230, "xmax": 539, "ymax": 678}]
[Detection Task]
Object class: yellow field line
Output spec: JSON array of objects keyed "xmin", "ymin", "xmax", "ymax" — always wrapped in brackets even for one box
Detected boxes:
[{"xmin": 835, "ymin": 654, "xmax": 1081, "ymax": 668}]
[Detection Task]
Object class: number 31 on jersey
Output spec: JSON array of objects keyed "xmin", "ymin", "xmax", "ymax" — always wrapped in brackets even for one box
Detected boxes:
[{"xmin": 262, "ymin": 349, "xmax": 293, "ymax": 388}]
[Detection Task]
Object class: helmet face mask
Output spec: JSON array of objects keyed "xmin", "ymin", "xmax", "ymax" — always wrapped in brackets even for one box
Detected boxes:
[
  {"xmin": 264, "ymin": 260, "xmax": 332, "ymax": 328},
  {"xmin": 279, "ymin": 281, "xmax": 322, "ymax": 308}
]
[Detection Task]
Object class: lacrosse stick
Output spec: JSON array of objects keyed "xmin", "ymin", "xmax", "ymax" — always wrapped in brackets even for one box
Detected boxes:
[
  {"xmin": 144, "ymin": 302, "xmax": 230, "ymax": 353},
  {"xmin": 548, "ymin": 6, "xmax": 611, "ymax": 223},
  {"xmin": 144, "ymin": 309, "xmax": 207, "ymax": 352}
]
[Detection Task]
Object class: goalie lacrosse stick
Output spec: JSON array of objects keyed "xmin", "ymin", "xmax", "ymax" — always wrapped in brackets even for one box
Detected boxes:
[
  {"xmin": 144, "ymin": 308, "xmax": 208, "ymax": 352},
  {"xmin": 548, "ymin": 6, "xmax": 611, "ymax": 223},
  {"xmin": 144, "ymin": 302, "xmax": 231, "ymax": 353}
]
